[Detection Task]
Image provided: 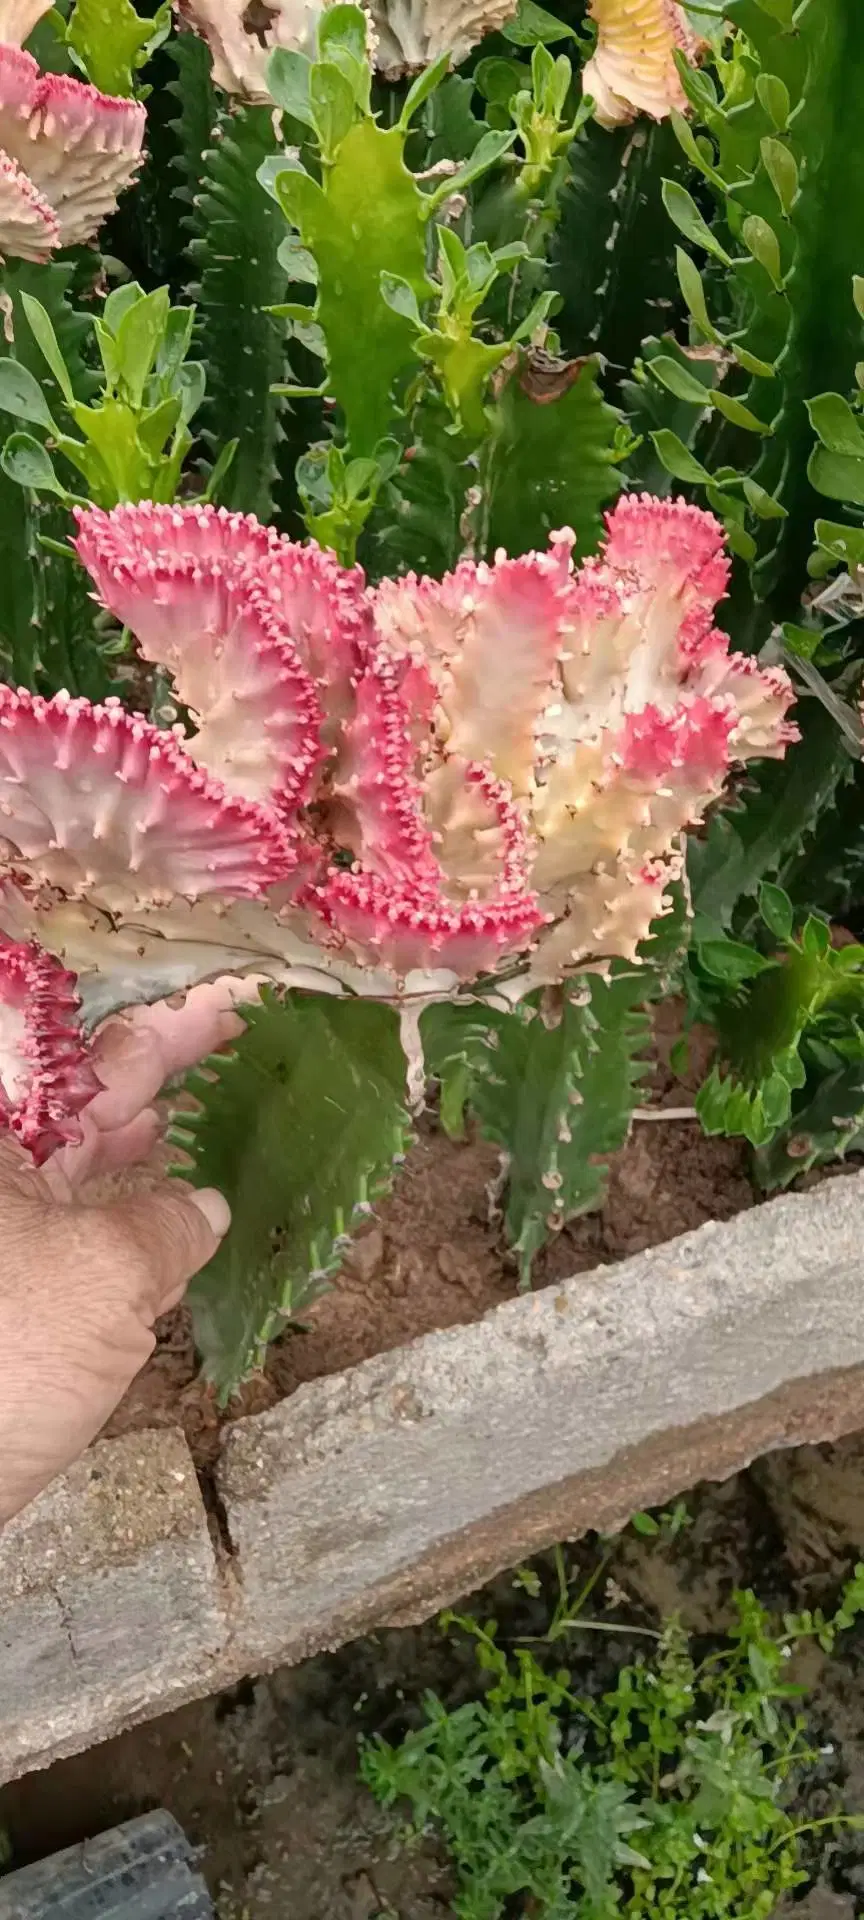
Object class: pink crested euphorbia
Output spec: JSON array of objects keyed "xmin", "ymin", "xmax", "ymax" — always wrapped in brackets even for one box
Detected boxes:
[
  {"xmin": 583, "ymin": 0, "xmax": 705, "ymax": 129},
  {"xmin": 0, "ymin": 493, "xmax": 797, "ymax": 1161},
  {"xmin": 0, "ymin": 45, "xmax": 145, "ymax": 261}
]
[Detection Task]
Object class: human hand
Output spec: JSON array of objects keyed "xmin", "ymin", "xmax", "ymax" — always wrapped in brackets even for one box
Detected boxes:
[{"xmin": 0, "ymin": 979, "xmax": 259, "ymax": 1526}]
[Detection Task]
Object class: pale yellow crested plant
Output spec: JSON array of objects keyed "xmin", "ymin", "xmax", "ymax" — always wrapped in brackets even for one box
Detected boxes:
[{"xmin": 583, "ymin": 0, "xmax": 705, "ymax": 129}]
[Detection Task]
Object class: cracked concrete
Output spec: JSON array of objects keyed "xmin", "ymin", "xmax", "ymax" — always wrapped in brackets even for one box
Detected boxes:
[
  {"xmin": 0, "ymin": 1430, "xmax": 227, "ymax": 1780},
  {"xmin": 5, "ymin": 1173, "xmax": 864, "ymax": 1781}
]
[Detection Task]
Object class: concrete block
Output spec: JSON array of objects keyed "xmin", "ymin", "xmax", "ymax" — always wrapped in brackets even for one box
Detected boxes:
[
  {"xmin": 8, "ymin": 1173, "xmax": 864, "ymax": 1780},
  {"xmin": 0, "ymin": 1429, "xmax": 228, "ymax": 1781},
  {"xmin": 219, "ymin": 1172, "xmax": 864, "ymax": 1665}
]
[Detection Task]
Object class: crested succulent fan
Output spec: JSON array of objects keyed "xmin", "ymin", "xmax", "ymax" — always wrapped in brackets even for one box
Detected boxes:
[
  {"xmin": 0, "ymin": 935, "xmax": 99, "ymax": 1163},
  {"xmin": 178, "ymin": 0, "xmax": 515, "ymax": 90},
  {"xmin": 0, "ymin": 494, "xmax": 796, "ymax": 1160},
  {"xmin": 583, "ymin": 0, "xmax": 705, "ymax": 129},
  {"xmin": 0, "ymin": 44, "xmax": 145, "ymax": 261},
  {"xmin": 175, "ymin": 0, "xmax": 325, "ymax": 102},
  {"xmin": 367, "ymin": 0, "xmax": 516, "ymax": 78}
]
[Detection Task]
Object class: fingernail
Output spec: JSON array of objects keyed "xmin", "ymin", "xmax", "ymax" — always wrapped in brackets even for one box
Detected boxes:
[{"xmin": 189, "ymin": 1188, "xmax": 231, "ymax": 1237}]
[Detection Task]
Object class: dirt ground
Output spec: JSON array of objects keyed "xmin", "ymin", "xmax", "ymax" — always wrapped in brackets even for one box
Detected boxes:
[
  {"xmin": 7, "ymin": 1437, "xmax": 864, "ymax": 1918},
  {"xmin": 104, "ymin": 1006, "xmax": 754, "ymax": 1471}
]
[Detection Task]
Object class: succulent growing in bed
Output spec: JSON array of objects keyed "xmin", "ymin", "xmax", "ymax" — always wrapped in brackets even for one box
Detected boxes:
[
  {"xmin": 2, "ymin": 0, "xmax": 863, "ymax": 1392},
  {"xmin": 0, "ymin": 495, "xmax": 793, "ymax": 1046},
  {"xmin": 0, "ymin": 491, "xmax": 796, "ymax": 1383}
]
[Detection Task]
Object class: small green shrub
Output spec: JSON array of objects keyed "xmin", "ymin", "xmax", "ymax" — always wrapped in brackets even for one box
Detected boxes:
[{"xmin": 361, "ymin": 1549, "xmax": 864, "ymax": 1919}]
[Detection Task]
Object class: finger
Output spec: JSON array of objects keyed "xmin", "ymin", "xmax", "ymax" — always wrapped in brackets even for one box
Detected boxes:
[
  {"xmin": 48, "ymin": 1107, "xmax": 108, "ymax": 1190},
  {"xmin": 85, "ymin": 1023, "xmax": 171, "ymax": 1131},
  {"xmin": 0, "ymin": 1135, "xmax": 57, "ymax": 1206},
  {"xmin": 97, "ymin": 1182, "xmax": 231, "ymax": 1309},
  {"xmin": 87, "ymin": 978, "xmax": 267, "ymax": 1132},
  {"xmin": 80, "ymin": 1109, "xmax": 163, "ymax": 1181}
]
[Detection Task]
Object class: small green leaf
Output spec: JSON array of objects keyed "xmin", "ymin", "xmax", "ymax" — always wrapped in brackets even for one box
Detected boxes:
[
  {"xmin": 316, "ymin": 2, "xmax": 368, "ymax": 65},
  {"xmin": 712, "ymin": 388, "xmax": 772, "ymax": 434},
  {"xmin": 201, "ymin": 436, "xmax": 238, "ymax": 502},
  {"xmin": 650, "ymin": 353, "xmax": 713, "ymax": 406},
  {"xmin": 755, "ymin": 71, "xmax": 790, "ymax": 129},
  {"xmin": 136, "ymin": 393, "xmax": 182, "ymax": 457},
  {"xmin": 501, "ymin": 0, "xmax": 575, "ymax": 43},
  {"xmin": 813, "ymin": 518, "xmax": 864, "ymax": 566},
  {"xmin": 760, "ymin": 135, "xmax": 798, "ymax": 215},
  {"xmin": 741, "ymin": 214, "xmax": 783, "ymax": 287},
  {"xmin": 807, "ymin": 392, "xmax": 864, "ymax": 456},
  {"xmin": 743, "ymin": 476, "xmax": 787, "ymax": 519},
  {"xmin": 266, "ymin": 47, "xmax": 314, "ymax": 126},
  {"xmin": 759, "ymin": 881, "xmax": 793, "ymax": 941},
  {"xmin": 650, "ymin": 428, "xmax": 711, "ymax": 484},
  {"xmin": 20, "ymin": 292, "xmax": 74, "ymax": 403},
  {"xmin": 1, "ymin": 431, "xmax": 68, "ymax": 496},
  {"xmin": 474, "ymin": 55, "xmax": 526, "ymax": 108},
  {"xmin": 721, "ymin": 512, "xmax": 758, "ymax": 562},
  {"xmin": 427, "ymin": 129, "xmax": 516, "ymax": 206},
  {"xmin": 398, "ymin": 47, "xmax": 451, "ymax": 126},
  {"xmin": 718, "ymin": 510, "xmax": 760, "ymax": 560},
  {"xmin": 277, "ymin": 234, "xmax": 318, "ymax": 283},
  {"xmin": 801, "ymin": 913, "xmax": 830, "ymax": 958},
  {"xmin": 380, "ymin": 272, "xmax": 423, "ymax": 325},
  {"xmin": 675, "ymin": 246, "xmax": 720, "ymax": 342},
  {"xmin": 730, "ymin": 342, "xmax": 776, "ymax": 378},
  {"xmin": 662, "ymin": 179, "xmax": 733, "ymax": 265},
  {"xmin": 102, "ymin": 280, "xmax": 146, "ymax": 334},
  {"xmin": 631, "ymin": 1512, "xmax": 661, "ymax": 1537},
  {"xmin": 0, "ymin": 359, "xmax": 57, "ymax": 433},
  {"xmin": 114, "ymin": 285, "xmax": 170, "ymax": 408},
  {"xmin": 697, "ymin": 938, "xmax": 773, "ymax": 983},
  {"xmin": 809, "ymin": 447, "xmax": 864, "ymax": 507},
  {"xmin": 669, "ymin": 110, "xmax": 724, "ymax": 188},
  {"xmin": 309, "ymin": 60, "xmax": 357, "ymax": 157},
  {"xmin": 755, "ymin": 0, "xmax": 794, "ymax": 24},
  {"xmin": 854, "ymin": 275, "xmax": 864, "ymax": 322}
]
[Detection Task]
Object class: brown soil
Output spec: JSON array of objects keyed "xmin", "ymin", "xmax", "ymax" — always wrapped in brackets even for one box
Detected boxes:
[
  {"xmin": 104, "ymin": 1097, "xmax": 755, "ymax": 1471},
  {"xmin": 7, "ymin": 1436, "xmax": 864, "ymax": 1919}
]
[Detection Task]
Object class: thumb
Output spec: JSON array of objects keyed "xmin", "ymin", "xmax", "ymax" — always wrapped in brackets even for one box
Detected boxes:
[{"xmin": 99, "ymin": 1183, "xmax": 231, "ymax": 1315}]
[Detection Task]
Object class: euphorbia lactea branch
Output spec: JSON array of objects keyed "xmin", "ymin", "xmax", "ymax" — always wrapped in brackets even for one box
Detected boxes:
[
  {"xmin": 0, "ymin": 494, "xmax": 796, "ymax": 1156},
  {"xmin": 0, "ymin": 46, "xmax": 144, "ymax": 261}
]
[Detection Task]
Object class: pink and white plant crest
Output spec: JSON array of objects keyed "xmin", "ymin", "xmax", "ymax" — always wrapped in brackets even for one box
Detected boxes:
[
  {"xmin": 0, "ymin": 493, "xmax": 797, "ymax": 1157},
  {"xmin": 0, "ymin": 44, "xmax": 145, "ymax": 261}
]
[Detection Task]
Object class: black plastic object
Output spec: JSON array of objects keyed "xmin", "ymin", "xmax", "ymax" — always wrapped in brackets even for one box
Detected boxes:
[{"xmin": 0, "ymin": 1812, "xmax": 214, "ymax": 1920}]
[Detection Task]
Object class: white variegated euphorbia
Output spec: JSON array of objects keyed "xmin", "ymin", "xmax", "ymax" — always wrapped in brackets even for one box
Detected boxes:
[
  {"xmin": 176, "ymin": 0, "xmax": 515, "ymax": 90},
  {"xmin": 0, "ymin": 0, "xmax": 52, "ymax": 44},
  {"xmin": 0, "ymin": 44, "xmax": 145, "ymax": 261},
  {"xmin": 0, "ymin": 495, "xmax": 796, "ymax": 1161},
  {"xmin": 175, "ymin": 0, "xmax": 326, "ymax": 101}
]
